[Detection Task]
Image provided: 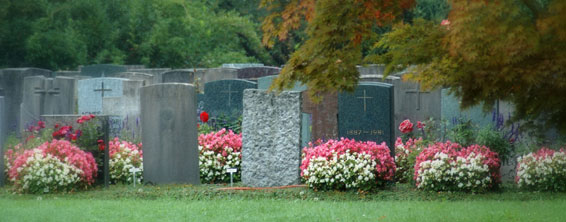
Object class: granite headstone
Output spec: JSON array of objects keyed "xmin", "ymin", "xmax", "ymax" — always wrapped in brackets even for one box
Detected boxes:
[
  {"xmin": 141, "ymin": 83, "xmax": 200, "ymax": 184},
  {"xmin": 116, "ymin": 72, "xmax": 154, "ymax": 86},
  {"xmin": 204, "ymin": 79, "xmax": 257, "ymax": 118},
  {"xmin": 103, "ymin": 80, "xmax": 144, "ymax": 138},
  {"xmin": 80, "ymin": 64, "xmax": 127, "ymax": 78},
  {"xmin": 242, "ymin": 89, "xmax": 302, "ymax": 187},
  {"xmin": 302, "ymin": 91, "xmax": 339, "ymax": 141},
  {"xmin": 19, "ymin": 76, "xmax": 76, "ymax": 131},
  {"xmin": 161, "ymin": 70, "xmax": 194, "ymax": 84},
  {"xmin": 338, "ymin": 83, "xmax": 395, "ymax": 153},
  {"xmin": 236, "ymin": 66, "xmax": 281, "ymax": 81}
]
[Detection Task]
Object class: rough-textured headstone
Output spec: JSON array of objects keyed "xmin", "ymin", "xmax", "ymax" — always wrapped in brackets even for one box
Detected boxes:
[
  {"xmin": 204, "ymin": 79, "xmax": 257, "ymax": 118},
  {"xmin": 236, "ymin": 66, "xmax": 281, "ymax": 80},
  {"xmin": 0, "ymin": 97, "xmax": 4, "ymax": 187},
  {"xmin": 141, "ymin": 83, "xmax": 200, "ymax": 184},
  {"xmin": 116, "ymin": 72, "xmax": 154, "ymax": 86},
  {"xmin": 302, "ymin": 91, "xmax": 339, "ymax": 141},
  {"xmin": 78, "ymin": 78, "xmax": 128, "ymax": 115},
  {"xmin": 161, "ymin": 70, "xmax": 194, "ymax": 84},
  {"xmin": 80, "ymin": 64, "xmax": 127, "ymax": 77},
  {"xmin": 103, "ymin": 80, "xmax": 144, "ymax": 138},
  {"xmin": 20, "ymin": 76, "xmax": 76, "ymax": 132},
  {"xmin": 222, "ymin": 63, "xmax": 263, "ymax": 68},
  {"xmin": 242, "ymin": 89, "xmax": 302, "ymax": 187},
  {"xmin": 201, "ymin": 68, "xmax": 238, "ymax": 85},
  {"xmin": 257, "ymin": 75, "xmax": 310, "ymax": 148},
  {"xmin": 0, "ymin": 68, "xmax": 52, "ymax": 134},
  {"xmin": 338, "ymin": 83, "xmax": 395, "ymax": 152}
]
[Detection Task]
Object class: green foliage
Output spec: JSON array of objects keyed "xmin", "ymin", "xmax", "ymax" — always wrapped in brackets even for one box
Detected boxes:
[
  {"xmin": 197, "ymin": 123, "xmax": 215, "ymax": 135},
  {"xmin": 475, "ymin": 125, "xmax": 513, "ymax": 164},
  {"xmin": 445, "ymin": 119, "xmax": 476, "ymax": 147},
  {"xmin": 75, "ymin": 121, "xmax": 103, "ymax": 153}
]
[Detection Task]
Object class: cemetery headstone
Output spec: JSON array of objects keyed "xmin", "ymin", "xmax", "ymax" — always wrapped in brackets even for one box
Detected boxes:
[
  {"xmin": 128, "ymin": 68, "xmax": 170, "ymax": 76},
  {"xmin": 54, "ymin": 70, "xmax": 80, "ymax": 77},
  {"xmin": 80, "ymin": 64, "xmax": 127, "ymax": 77},
  {"xmin": 116, "ymin": 72, "xmax": 154, "ymax": 86},
  {"xmin": 19, "ymin": 76, "xmax": 76, "ymax": 132},
  {"xmin": 103, "ymin": 80, "xmax": 144, "ymax": 138},
  {"xmin": 338, "ymin": 82, "xmax": 395, "ymax": 153},
  {"xmin": 257, "ymin": 75, "xmax": 310, "ymax": 148},
  {"xmin": 124, "ymin": 65, "xmax": 146, "ymax": 70},
  {"xmin": 392, "ymin": 80, "xmax": 441, "ymax": 138},
  {"xmin": 236, "ymin": 66, "xmax": 281, "ymax": 81},
  {"xmin": 302, "ymin": 91, "xmax": 339, "ymax": 141},
  {"xmin": 441, "ymin": 88, "xmax": 494, "ymax": 127},
  {"xmin": 161, "ymin": 70, "xmax": 194, "ymax": 84},
  {"xmin": 201, "ymin": 68, "xmax": 238, "ymax": 85},
  {"xmin": 242, "ymin": 89, "xmax": 302, "ymax": 187},
  {"xmin": 0, "ymin": 68, "xmax": 52, "ymax": 135},
  {"xmin": 204, "ymin": 79, "xmax": 257, "ymax": 118},
  {"xmin": 141, "ymin": 83, "xmax": 200, "ymax": 184},
  {"xmin": 78, "ymin": 78, "xmax": 127, "ymax": 115}
]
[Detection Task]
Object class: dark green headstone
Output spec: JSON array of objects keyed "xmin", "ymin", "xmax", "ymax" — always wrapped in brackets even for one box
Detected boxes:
[
  {"xmin": 338, "ymin": 83, "xmax": 394, "ymax": 153},
  {"xmin": 204, "ymin": 79, "xmax": 256, "ymax": 118},
  {"xmin": 81, "ymin": 64, "xmax": 127, "ymax": 78}
]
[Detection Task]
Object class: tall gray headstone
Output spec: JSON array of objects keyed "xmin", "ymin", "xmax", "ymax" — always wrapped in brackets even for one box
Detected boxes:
[
  {"xmin": 80, "ymin": 64, "xmax": 127, "ymax": 78},
  {"xmin": 161, "ymin": 70, "xmax": 194, "ymax": 84},
  {"xmin": 338, "ymin": 83, "xmax": 395, "ymax": 152},
  {"xmin": 0, "ymin": 68, "xmax": 52, "ymax": 134},
  {"xmin": 257, "ymin": 75, "xmax": 310, "ymax": 148},
  {"xmin": 19, "ymin": 76, "xmax": 76, "ymax": 132},
  {"xmin": 204, "ymin": 79, "xmax": 257, "ymax": 118},
  {"xmin": 242, "ymin": 89, "xmax": 302, "ymax": 187},
  {"xmin": 141, "ymin": 83, "xmax": 200, "ymax": 184}
]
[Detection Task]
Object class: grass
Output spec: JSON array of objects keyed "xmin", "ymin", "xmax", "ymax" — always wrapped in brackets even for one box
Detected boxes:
[{"xmin": 1, "ymin": 183, "xmax": 566, "ymax": 221}]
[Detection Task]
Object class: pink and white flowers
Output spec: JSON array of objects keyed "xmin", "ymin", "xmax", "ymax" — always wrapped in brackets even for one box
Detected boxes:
[
  {"xmin": 516, "ymin": 148, "xmax": 566, "ymax": 191},
  {"xmin": 301, "ymin": 138, "xmax": 395, "ymax": 191},
  {"xmin": 7, "ymin": 139, "xmax": 97, "ymax": 193},
  {"xmin": 395, "ymin": 137, "xmax": 424, "ymax": 182},
  {"xmin": 198, "ymin": 129, "xmax": 242, "ymax": 183},
  {"xmin": 108, "ymin": 138, "xmax": 143, "ymax": 184},
  {"xmin": 415, "ymin": 141, "xmax": 500, "ymax": 192}
]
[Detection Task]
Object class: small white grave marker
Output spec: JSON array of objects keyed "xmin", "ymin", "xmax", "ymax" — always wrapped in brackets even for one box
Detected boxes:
[
  {"xmin": 129, "ymin": 167, "xmax": 141, "ymax": 187},
  {"xmin": 227, "ymin": 168, "xmax": 237, "ymax": 187}
]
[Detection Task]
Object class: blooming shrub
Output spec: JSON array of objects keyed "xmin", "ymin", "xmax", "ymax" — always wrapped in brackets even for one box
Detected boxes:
[
  {"xmin": 198, "ymin": 129, "xmax": 242, "ymax": 183},
  {"xmin": 108, "ymin": 138, "xmax": 143, "ymax": 184},
  {"xmin": 395, "ymin": 137, "xmax": 424, "ymax": 182},
  {"xmin": 516, "ymin": 148, "xmax": 566, "ymax": 191},
  {"xmin": 8, "ymin": 139, "xmax": 97, "ymax": 193},
  {"xmin": 301, "ymin": 138, "xmax": 395, "ymax": 191},
  {"xmin": 414, "ymin": 141, "xmax": 500, "ymax": 192}
]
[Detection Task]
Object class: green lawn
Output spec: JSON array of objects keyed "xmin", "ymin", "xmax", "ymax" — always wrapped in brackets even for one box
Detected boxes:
[{"xmin": 1, "ymin": 183, "xmax": 565, "ymax": 221}]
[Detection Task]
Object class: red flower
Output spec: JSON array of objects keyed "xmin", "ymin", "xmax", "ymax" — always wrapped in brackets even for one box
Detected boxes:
[
  {"xmin": 38, "ymin": 121, "xmax": 45, "ymax": 129},
  {"xmin": 399, "ymin": 119, "xmax": 414, "ymax": 134},
  {"xmin": 417, "ymin": 121, "xmax": 424, "ymax": 129},
  {"xmin": 54, "ymin": 123, "xmax": 60, "ymax": 129},
  {"xmin": 200, "ymin": 111, "xmax": 209, "ymax": 123},
  {"xmin": 89, "ymin": 114, "xmax": 96, "ymax": 119},
  {"xmin": 97, "ymin": 140, "xmax": 105, "ymax": 151}
]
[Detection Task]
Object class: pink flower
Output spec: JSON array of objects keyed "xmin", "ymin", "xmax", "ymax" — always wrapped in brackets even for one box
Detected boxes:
[
  {"xmin": 399, "ymin": 119, "xmax": 414, "ymax": 134},
  {"xmin": 417, "ymin": 121, "xmax": 424, "ymax": 129},
  {"xmin": 441, "ymin": 19, "xmax": 450, "ymax": 26},
  {"xmin": 37, "ymin": 121, "xmax": 45, "ymax": 129}
]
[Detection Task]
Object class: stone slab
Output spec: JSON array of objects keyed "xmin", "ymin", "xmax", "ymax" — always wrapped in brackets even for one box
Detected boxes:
[
  {"xmin": 222, "ymin": 63, "xmax": 263, "ymax": 68},
  {"xmin": 236, "ymin": 66, "xmax": 281, "ymax": 81},
  {"xmin": 78, "ymin": 78, "xmax": 127, "ymax": 115},
  {"xmin": 338, "ymin": 83, "xmax": 395, "ymax": 153},
  {"xmin": 161, "ymin": 70, "xmax": 194, "ymax": 84},
  {"xmin": 116, "ymin": 72, "xmax": 154, "ymax": 86},
  {"xmin": 141, "ymin": 83, "xmax": 200, "ymax": 184},
  {"xmin": 242, "ymin": 89, "xmax": 302, "ymax": 187},
  {"xmin": 302, "ymin": 91, "xmax": 339, "ymax": 141},
  {"xmin": 204, "ymin": 79, "xmax": 257, "ymax": 118},
  {"xmin": 80, "ymin": 64, "xmax": 127, "ymax": 77}
]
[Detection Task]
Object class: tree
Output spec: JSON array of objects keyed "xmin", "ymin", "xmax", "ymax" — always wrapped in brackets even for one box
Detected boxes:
[
  {"xmin": 261, "ymin": 0, "xmax": 415, "ymax": 101},
  {"xmin": 371, "ymin": 0, "xmax": 566, "ymax": 131}
]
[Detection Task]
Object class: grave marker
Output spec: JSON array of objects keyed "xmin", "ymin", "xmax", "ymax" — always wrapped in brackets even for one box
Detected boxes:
[
  {"xmin": 338, "ymin": 83, "xmax": 395, "ymax": 153},
  {"xmin": 141, "ymin": 83, "xmax": 200, "ymax": 184},
  {"xmin": 80, "ymin": 64, "xmax": 127, "ymax": 77},
  {"xmin": 242, "ymin": 89, "xmax": 302, "ymax": 187},
  {"xmin": 204, "ymin": 79, "xmax": 257, "ymax": 118}
]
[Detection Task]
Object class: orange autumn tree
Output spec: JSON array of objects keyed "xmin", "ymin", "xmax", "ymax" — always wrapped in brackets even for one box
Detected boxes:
[
  {"xmin": 371, "ymin": 0, "xmax": 566, "ymax": 131},
  {"xmin": 261, "ymin": 0, "xmax": 415, "ymax": 101}
]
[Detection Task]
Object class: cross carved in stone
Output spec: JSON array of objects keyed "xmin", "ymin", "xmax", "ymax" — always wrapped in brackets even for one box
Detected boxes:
[
  {"xmin": 357, "ymin": 90, "xmax": 373, "ymax": 112},
  {"xmin": 405, "ymin": 84, "xmax": 430, "ymax": 111},
  {"xmin": 33, "ymin": 79, "xmax": 60, "ymax": 114},
  {"xmin": 221, "ymin": 84, "xmax": 237, "ymax": 107},
  {"xmin": 94, "ymin": 82, "xmax": 113, "ymax": 112}
]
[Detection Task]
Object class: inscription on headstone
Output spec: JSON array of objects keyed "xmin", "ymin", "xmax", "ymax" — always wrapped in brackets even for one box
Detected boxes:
[{"xmin": 338, "ymin": 83, "xmax": 394, "ymax": 153}]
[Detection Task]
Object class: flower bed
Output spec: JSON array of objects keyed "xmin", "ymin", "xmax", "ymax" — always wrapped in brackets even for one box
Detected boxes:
[
  {"xmin": 198, "ymin": 129, "xmax": 242, "ymax": 183},
  {"xmin": 7, "ymin": 139, "xmax": 97, "ymax": 193},
  {"xmin": 395, "ymin": 137, "xmax": 424, "ymax": 182},
  {"xmin": 414, "ymin": 141, "xmax": 500, "ymax": 192},
  {"xmin": 516, "ymin": 148, "xmax": 566, "ymax": 191},
  {"xmin": 300, "ymin": 138, "xmax": 395, "ymax": 191},
  {"xmin": 109, "ymin": 138, "xmax": 143, "ymax": 184}
]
